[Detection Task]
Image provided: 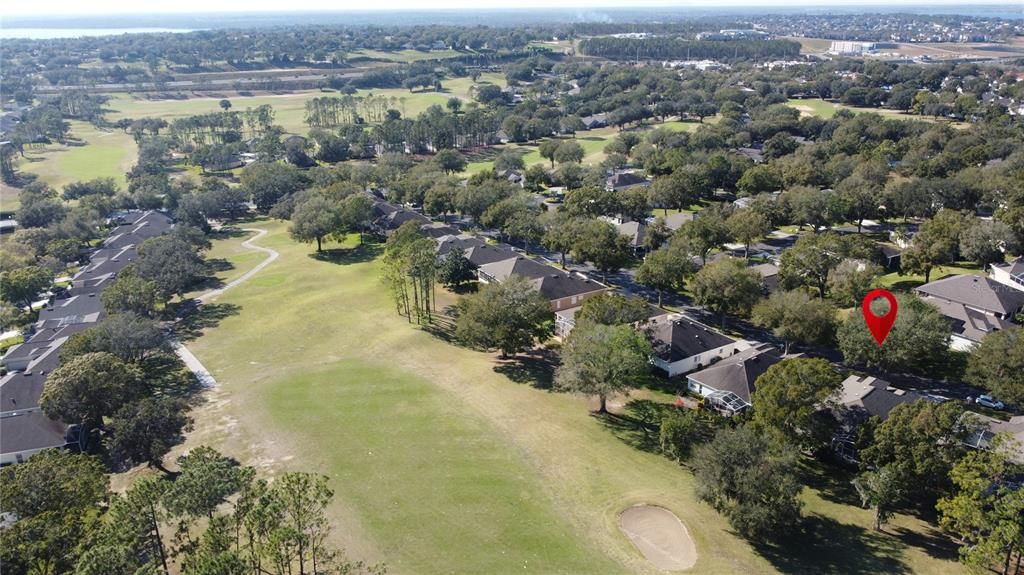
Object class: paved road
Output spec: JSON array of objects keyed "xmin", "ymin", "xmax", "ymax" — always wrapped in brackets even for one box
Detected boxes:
[
  {"xmin": 503, "ymin": 233, "xmax": 985, "ymax": 401},
  {"xmin": 175, "ymin": 227, "xmax": 279, "ymax": 388}
]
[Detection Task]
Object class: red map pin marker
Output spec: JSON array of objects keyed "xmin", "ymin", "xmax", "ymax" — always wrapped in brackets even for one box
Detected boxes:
[{"xmin": 862, "ymin": 289, "xmax": 898, "ymax": 346}]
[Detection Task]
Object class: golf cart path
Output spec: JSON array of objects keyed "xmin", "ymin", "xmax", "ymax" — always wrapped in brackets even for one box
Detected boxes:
[
  {"xmin": 176, "ymin": 227, "xmax": 278, "ymax": 388},
  {"xmin": 198, "ymin": 227, "xmax": 279, "ymax": 303}
]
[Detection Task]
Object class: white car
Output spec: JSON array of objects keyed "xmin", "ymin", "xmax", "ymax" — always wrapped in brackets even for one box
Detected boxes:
[{"xmin": 975, "ymin": 395, "xmax": 1005, "ymax": 410}]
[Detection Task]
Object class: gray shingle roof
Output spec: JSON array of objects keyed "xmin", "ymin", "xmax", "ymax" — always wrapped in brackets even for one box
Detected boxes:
[
  {"xmin": 662, "ymin": 212, "xmax": 695, "ymax": 231},
  {"xmin": 0, "ymin": 412, "xmax": 71, "ymax": 455},
  {"xmin": 477, "ymin": 257, "xmax": 606, "ymax": 301},
  {"xmin": 686, "ymin": 343, "xmax": 784, "ymax": 403},
  {"xmin": 649, "ymin": 315, "xmax": 737, "ymax": 364},
  {"xmin": 839, "ymin": 375, "xmax": 921, "ymax": 424},
  {"xmin": 616, "ymin": 221, "xmax": 646, "ymax": 248},
  {"xmin": 462, "ymin": 243, "xmax": 518, "ymax": 267},
  {"xmin": 921, "ymin": 296, "xmax": 1013, "ymax": 343},
  {"xmin": 993, "ymin": 258, "xmax": 1024, "ymax": 278},
  {"xmin": 916, "ymin": 274, "xmax": 1024, "ymax": 317},
  {"xmin": 606, "ymin": 172, "xmax": 649, "ymax": 190},
  {"xmin": 0, "ymin": 211, "xmax": 171, "ymax": 461}
]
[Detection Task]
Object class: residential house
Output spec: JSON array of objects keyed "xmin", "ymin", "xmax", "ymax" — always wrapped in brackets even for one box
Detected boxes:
[
  {"xmin": 555, "ymin": 300, "xmax": 664, "ymax": 339},
  {"xmin": 916, "ymin": 274, "xmax": 1024, "ymax": 350},
  {"xmin": 580, "ymin": 113, "xmax": 608, "ymax": 130},
  {"xmin": 878, "ymin": 244, "xmax": 902, "ymax": 271},
  {"xmin": 962, "ymin": 412, "xmax": 1024, "ymax": 464},
  {"xmin": 462, "ymin": 243, "xmax": 519, "ymax": 267},
  {"xmin": 990, "ymin": 259, "xmax": 1024, "ymax": 293},
  {"xmin": 372, "ymin": 206, "xmax": 431, "ymax": 235},
  {"xmin": 650, "ymin": 314, "xmax": 753, "ymax": 378},
  {"xmin": 1, "ymin": 211, "xmax": 172, "ymax": 466},
  {"xmin": 837, "ymin": 375, "xmax": 922, "ymax": 428},
  {"xmin": 684, "ymin": 343, "xmax": 785, "ymax": 415},
  {"xmin": 616, "ymin": 221, "xmax": 647, "ymax": 253},
  {"xmin": 497, "ymin": 170, "xmax": 525, "ymax": 187},
  {"xmin": 660, "ymin": 211, "xmax": 696, "ymax": 232},
  {"xmin": 420, "ymin": 223, "xmax": 461, "ymax": 239},
  {"xmin": 435, "ymin": 234, "xmax": 486, "ymax": 258},
  {"xmin": 605, "ymin": 171, "xmax": 650, "ymax": 192},
  {"xmin": 750, "ymin": 262, "xmax": 780, "ymax": 293},
  {"xmin": 476, "ymin": 256, "xmax": 608, "ymax": 311},
  {"xmin": 736, "ymin": 147, "xmax": 764, "ymax": 163},
  {"xmin": 0, "ymin": 413, "xmax": 77, "ymax": 466}
]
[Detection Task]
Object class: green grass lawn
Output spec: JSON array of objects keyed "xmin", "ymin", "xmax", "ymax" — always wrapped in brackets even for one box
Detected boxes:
[
  {"xmin": 787, "ymin": 98, "xmax": 969, "ymax": 128},
  {"xmin": 350, "ymin": 49, "xmax": 464, "ymax": 63},
  {"xmin": 0, "ymin": 184, "xmax": 21, "ymax": 214},
  {"xmin": 878, "ymin": 262, "xmax": 986, "ymax": 292},
  {"xmin": 104, "ymin": 73, "xmax": 502, "ymax": 137},
  {"xmin": 10, "ymin": 120, "xmax": 136, "ymax": 196},
  {"xmin": 461, "ymin": 118, "xmax": 714, "ymax": 176},
  {"xmin": 177, "ymin": 219, "xmax": 966, "ymax": 575}
]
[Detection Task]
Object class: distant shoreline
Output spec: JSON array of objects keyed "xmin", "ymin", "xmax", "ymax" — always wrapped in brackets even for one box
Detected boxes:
[
  {"xmin": 0, "ymin": 28, "xmax": 199, "ymax": 39},
  {"xmin": 1, "ymin": 5, "xmax": 1020, "ymax": 34}
]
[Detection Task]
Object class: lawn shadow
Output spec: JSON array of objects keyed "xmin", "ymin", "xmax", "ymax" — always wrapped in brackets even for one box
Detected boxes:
[
  {"xmin": 310, "ymin": 243, "xmax": 383, "ymax": 265},
  {"xmin": 420, "ymin": 308, "xmax": 458, "ymax": 343},
  {"xmin": 190, "ymin": 258, "xmax": 235, "ymax": 292},
  {"xmin": 891, "ymin": 525, "xmax": 960, "ymax": 561},
  {"xmin": 593, "ymin": 399, "xmax": 668, "ymax": 453},
  {"xmin": 173, "ymin": 302, "xmax": 241, "ymax": 341},
  {"xmin": 209, "ymin": 227, "xmax": 249, "ymax": 241},
  {"xmin": 142, "ymin": 352, "xmax": 207, "ymax": 399},
  {"xmin": 493, "ymin": 347, "xmax": 559, "ymax": 389},
  {"xmin": 801, "ymin": 459, "xmax": 863, "ymax": 508},
  {"xmin": 886, "ymin": 279, "xmax": 925, "ymax": 292},
  {"xmin": 640, "ymin": 372, "xmax": 685, "ymax": 397},
  {"xmin": 753, "ymin": 513, "xmax": 910, "ymax": 575}
]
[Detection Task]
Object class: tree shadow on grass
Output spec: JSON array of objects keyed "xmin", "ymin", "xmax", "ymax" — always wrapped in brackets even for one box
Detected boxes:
[
  {"xmin": 141, "ymin": 352, "xmax": 206, "ymax": 399},
  {"xmin": 594, "ymin": 399, "xmax": 671, "ymax": 453},
  {"xmin": 753, "ymin": 514, "xmax": 910, "ymax": 575},
  {"xmin": 801, "ymin": 459, "xmax": 864, "ymax": 508},
  {"xmin": 886, "ymin": 279, "xmax": 925, "ymax": 292},
  {"xmin": 190, "ymin": 258, "xmax": 235, "ymax": 292},
  {"xmin": 639, "ymin": 372, "xmax": 686, "ymax": 397},
  {"xmin": 493, "ymin": 347, "xmax": 559, "ymax": 389},
  {"xmin": 309, "ymin": 243, "xmax": 383, "ymax": 265},
  {"xmin": 891, "ymin": 525, "xmax": 961, "ymax": 562},
  {"xmin": 209, "ymin": 227, "xmax": 249, "ymax": 241},
  {"xmin": 173, "ymin": 302, "xmax": 241, "ymax": 341},
  {"xmin": 420, "ymin": 309, "xmax": 457, "ymax": 343}
]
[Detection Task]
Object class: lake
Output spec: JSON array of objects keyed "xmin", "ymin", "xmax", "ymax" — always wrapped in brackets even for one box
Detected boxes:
[{"xmin": 0, "ymin": 28, "xmax": 197, "ymax": 39}]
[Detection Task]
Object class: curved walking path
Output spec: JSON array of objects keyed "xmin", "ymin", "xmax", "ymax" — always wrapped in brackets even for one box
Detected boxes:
[
  {"xmin": 176, "ymin": 226, "xmax": 278, "ymax": 388},
  {"xmin": 198, "ymin": 227, "xmax": 279, "ymax": 303}
]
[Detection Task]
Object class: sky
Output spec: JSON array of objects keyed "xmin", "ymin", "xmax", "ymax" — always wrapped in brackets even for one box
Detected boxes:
[{"xmin": 0, "ymin": 0, "xmax": 1010, "ymax": 18}]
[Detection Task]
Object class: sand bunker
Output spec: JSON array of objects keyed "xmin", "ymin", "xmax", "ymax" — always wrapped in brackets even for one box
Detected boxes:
[{"xmin": 618, "ymin": 505, "xmax": 698, "ymax": 571}]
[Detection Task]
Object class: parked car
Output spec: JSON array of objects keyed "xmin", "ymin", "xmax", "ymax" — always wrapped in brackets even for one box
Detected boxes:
[{"xmin": 975, "ymin": 395, "xmax": 1005, "ymax": 410}]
